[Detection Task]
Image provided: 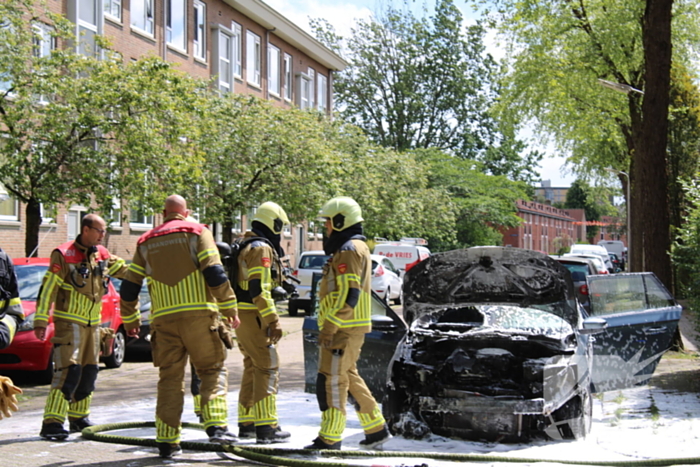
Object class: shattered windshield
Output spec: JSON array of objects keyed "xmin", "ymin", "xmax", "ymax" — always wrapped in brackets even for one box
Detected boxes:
[{"xmin": 414, "ymin": 303, "xmax": 574, "ymax": 337}]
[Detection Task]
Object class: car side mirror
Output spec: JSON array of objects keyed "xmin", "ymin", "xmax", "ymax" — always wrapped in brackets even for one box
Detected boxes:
[{"xmin": 580, "ymin": 317, "xmax": 608, "ymax": 335}]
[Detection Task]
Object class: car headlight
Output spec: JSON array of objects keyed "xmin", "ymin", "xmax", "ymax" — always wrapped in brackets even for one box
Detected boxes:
[{"xmin": 17, "ymin": 314, "xmax": 35, "ymax": 332}]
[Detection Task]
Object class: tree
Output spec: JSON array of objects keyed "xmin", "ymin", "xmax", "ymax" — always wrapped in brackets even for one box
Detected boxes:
[
  {"xmin": 490, "ymin": 0, "xmax": 699, "ymax": 287},
  {"xmin": 311, "ymin": 0, "xmax": 541, "ymax": 181},
  {"xmin": 0, "ymin": 1, "xmax": 208, "ymax": 255},
  {"xmin": 565, "ymin": 180, "xmax": 603, "ymax": 241}
]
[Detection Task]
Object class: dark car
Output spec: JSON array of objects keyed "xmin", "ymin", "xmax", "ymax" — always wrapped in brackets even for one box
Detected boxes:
[
  {"xmin": 304, "ymin": 247, "xmax": 682, "ymax": 443},
  {"xmin": 0, "ymin": 257, "xmax": 127, "ymax": 383},
  {"xmin": 110, "ymin": 277, "xmax": 152, "ymax": 355},
  {"xmin": 553, "ymin": 256, "xmax": 597, "ymax": 310}
]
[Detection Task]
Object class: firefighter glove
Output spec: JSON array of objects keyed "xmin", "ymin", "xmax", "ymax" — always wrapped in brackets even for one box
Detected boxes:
[
  {"xmin": 268, "ymin": 320, "xmax": 283, "ymax": 344},
  {"xmin": 0, "ymin": 376, "xmax": 22, "ymax": 419}
]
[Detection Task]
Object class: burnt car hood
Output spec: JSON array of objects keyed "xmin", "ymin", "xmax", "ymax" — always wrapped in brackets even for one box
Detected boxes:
[{"xmin": 403, "ymin": 247, "xmax": 578, "ymax": 327}]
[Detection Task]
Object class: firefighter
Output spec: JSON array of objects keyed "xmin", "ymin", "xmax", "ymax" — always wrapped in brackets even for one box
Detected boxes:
[
  {"xmin": 305, "ymin": 197, "xmax": 391, "ymax": 450},
  {"xmin": 35, "ymin": 214, "xmax": 128, "ymax": 440},
  {"xmin": 119, "ymin": 195, "xmax": 239, "ymax": 459},
  {"xmin": 234, "ymin": 201, "xmax": 291, "ymax": 443},
  {"xmin": 0, "ymin": 246, "xmax": 24, "ymax": 351}
]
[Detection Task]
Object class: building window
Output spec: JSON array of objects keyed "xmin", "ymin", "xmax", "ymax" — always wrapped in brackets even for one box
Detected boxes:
[
  {"xmin": 129, "ymin": 206, "xmax": 153, "ymax": 228},
  {"xmin": 268, "ymin": 44, "xmax": 280, "ymax": 96},
  {"xmin": 131, "ymin": 0, "xmax": 154, "ymax": 35},
  {"xmin": 296, "ymin": 72, "xmax": 311, "ymax": 109},
  {"xmin": 104, "ymin": 0, "xmax": 121, "ymax": 21},
  {"xmin": 307, "ymin": 67, "xmax": 315, "ymax": 108},
  {"xmin": 193, "ymin": 1, "xmax": 206, "ymax": 60},
  {"xmin": 0, "ymin": 185, "xmax": 18, "ymax": 221},
  {"xmin": 283, "ymin": 53, "xmax": 292, "ymax": 101},
  {"xmin": 212, "ymin": 24, "xmax": 236, "ymax": 92},
  {"xmin": 71, "ymin": 0, "xmax": 101, "ymax": 57},
  {"xmin": 246, "ymin": 30, "xmax": 261, "ymax": 86},
  {"xmin": 166, "ymin": 0, "xmax": 186, "ymax": 51},
  {"xmin": 317, "ymin": 72, "xmax": 327, "ymax": 111},
  {"xmin": 33, "ymin": 23, "xmax": 55, "ymax": 58}
]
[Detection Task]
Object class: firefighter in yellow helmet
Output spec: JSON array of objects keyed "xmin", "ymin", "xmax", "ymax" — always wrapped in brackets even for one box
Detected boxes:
[
  {"xmin": 234, "ymin": 201, "xmax": 291, "ymax": 443},
  {"xmin": 305, "ymin": 197, "xmax": 390, "ymax": 450}
]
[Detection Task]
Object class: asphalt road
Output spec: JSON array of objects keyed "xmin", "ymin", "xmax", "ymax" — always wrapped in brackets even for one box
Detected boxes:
[{"xmin": 2, "ymin": 306, "xmax": 699, "ymax": 467}]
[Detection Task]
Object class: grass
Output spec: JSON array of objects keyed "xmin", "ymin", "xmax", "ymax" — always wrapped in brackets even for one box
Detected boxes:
[{"xmin": 662, "ymin": 350, "xmax": 700, "ymax": 360}]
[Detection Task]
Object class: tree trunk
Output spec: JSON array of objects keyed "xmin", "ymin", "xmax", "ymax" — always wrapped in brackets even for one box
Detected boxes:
[
  {"xmin": 24, "ymin": 198, "xmax": 42, "ymax": 257},
  {"xmin": 222, "ymin": 219, "xmax": 233, "ymax": 244},
  {"xmin": 634, "ymin": 0, "xmax": 674, "ymax": 290}
]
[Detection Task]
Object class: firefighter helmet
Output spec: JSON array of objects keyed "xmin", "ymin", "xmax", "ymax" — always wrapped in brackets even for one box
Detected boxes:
[
  {"xmin": 253, "ymin": 202, "xmax": 289, "ymax": 234},
  {"xmin": 318, "ymin": 197, "xmax": 363, "ymax": 232}
]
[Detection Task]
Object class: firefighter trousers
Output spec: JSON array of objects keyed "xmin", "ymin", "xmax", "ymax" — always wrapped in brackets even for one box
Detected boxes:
[
  {"xmin": 150, "ymin": 310, "xmax": 229, "ymax": 444},
  {"xmin": 235, "ymin": 307, "xmax": 280, "ymax": 427},
  {"xmin": 315, "ymin": 331, "xmax": 386, "ymax": 443},
  {"xmin": 42, "ymin": 320, "xmax": 100, "ymax": 424}
]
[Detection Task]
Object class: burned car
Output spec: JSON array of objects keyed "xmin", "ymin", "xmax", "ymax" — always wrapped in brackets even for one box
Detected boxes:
[
  {"xmin": 302, "ymin": 247, "xmax": 681, "ymax": 443},
  {"xmin": 382, "ymin": 247, "xmax": 681, "ymax": 443}
]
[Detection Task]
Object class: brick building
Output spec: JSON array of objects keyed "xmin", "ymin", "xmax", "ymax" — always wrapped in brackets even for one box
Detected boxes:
[
  {"xmin": 500, "ymin": 200, "xmax": 577, "ymax": 254},
  {"xmin": 1, "ymin": 0, "xmax": 343, "ymax": 264}
]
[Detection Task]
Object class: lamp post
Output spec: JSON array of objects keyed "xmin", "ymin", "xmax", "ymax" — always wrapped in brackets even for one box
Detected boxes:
[
  {"xmin": 598, "ymin": 79, "xmax": 645, "ymax": 95},
  {"xmin": 606, "ymin": 168, "xmax": 630, "ymax": 269}
]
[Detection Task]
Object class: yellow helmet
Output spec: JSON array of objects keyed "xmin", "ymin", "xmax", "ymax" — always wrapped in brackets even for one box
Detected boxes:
[
  {"xmin": 253, "ymin": 202, "xmax": 289, "ymax": 234},
  {"xmin": 318, "ymin": 197, "xmax": 363, "ymax": 232}
]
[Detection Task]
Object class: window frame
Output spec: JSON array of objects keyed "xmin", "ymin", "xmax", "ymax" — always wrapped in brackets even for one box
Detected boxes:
[
  {"xmin": 296, "ymin": 72, "xmax": 311, "ymax": 109},
  {"xmin": 317, "ymin": 72, "xmax": 327, "ymax": 112},
  {"xmin": 166, "ymin": 0, "xmax": 187, "ymax": 53},
  {"xmin": 131, "ymin": 0, "xmax": 155, "ymax": 37},
  {"xmin": 211, "ymin": 24, "xmax": 234, "ymax": 93},
  {"xmin": 104, "ymin": 0, "xmax": 122, "ymax": 22},
  {"xmin": 0, "ymin": 185, "xmax": 19, "ymax": 222},
  {"xmin": 268, "ymin": 43, "xmax": 280, "ymax": 96},
  {"xmin": 193, "ymin": 0, "xmax": 206, "ymax": 61},
  {"xmin": 246, "ymin": 30, "xmax": 261, "ymax": 87},
  {"xmin": 283, "ymin": 53, "xmax": 292, "ymax": 101}
]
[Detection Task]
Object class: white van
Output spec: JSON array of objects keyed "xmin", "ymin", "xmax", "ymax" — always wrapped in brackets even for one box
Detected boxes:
[
  {"xmin": 598, "ymin": 240, "xmax": 627, "ymax": 269},
  {"xmin": 373, "ymin": 237, "xmax": 431, "ymax": 277},
  {"xmin": 569, "ymin": 244, "xmax": 613, "ymax": 272}
]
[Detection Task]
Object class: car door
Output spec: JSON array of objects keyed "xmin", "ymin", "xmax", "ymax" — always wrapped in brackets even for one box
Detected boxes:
[
  {"xmin": 381, "ymin": 258, "xmax": 403, "ymax": 298},
  {"xmin": 303, "ymin": 272, "xmax": 407, "ymax": 397},
  {"xmin": 586, "ymin": 272, "xmax": 681, "ymax": 393}
]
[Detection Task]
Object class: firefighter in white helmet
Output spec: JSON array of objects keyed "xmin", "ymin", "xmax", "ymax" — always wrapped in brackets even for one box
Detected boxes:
[
  {"xmin": 234, "ymin": 201, "xmax": 291, "ymax": 443},
  {"xmin": 305, "ymin": 196, "xmax": 391, "ymax": 450}
]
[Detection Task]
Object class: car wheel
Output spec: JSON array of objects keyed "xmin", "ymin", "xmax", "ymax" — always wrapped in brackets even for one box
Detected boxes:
[
  {"xmin": 394, "ymin": 287, "xmax": 403, "ymax": 305},
  {"xmin": 384, "ymin": 288, "xmax": 391, "ymax": 306},
  {"xmin": 103, "ymin": 328, "xmax": 126, "ymax": 369},
  {"xmin": 35, "ymin": 348, "xmax": 55, "ymax": 385},
  {"xmin": 288, "ymin": 301, "xmax": 299, "ymax": 317}
]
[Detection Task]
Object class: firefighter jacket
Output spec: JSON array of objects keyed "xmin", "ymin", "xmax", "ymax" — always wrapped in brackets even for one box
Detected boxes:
[
  {"xmin": 35, "ymin": 239, "xmax": 127, "ymax": 328},
  {"xmin": 318, "ymin": 238, "xmax": 372, "ymax": 336},
  {"xmin": 120, "ymin": 213, "xmax": 237, "ymax": 331},
  {"xmin": 0, "ymin": 248, "xmax": 23, "ymax": 322},
  {"xmin": 235, "ymin": 231, "xmax": 281, "ymax": 327}
]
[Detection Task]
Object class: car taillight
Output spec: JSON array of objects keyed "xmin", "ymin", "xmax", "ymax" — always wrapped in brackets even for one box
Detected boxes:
[
  {"xmin": 292, "ymin": 270, "xmax": 298, "ymax": 277},
  {"xmin": 374, "ymin": 265, "xmax": 385, "ymax": 277},
  {"xmin": 599, "ymin": 270, "xmax": 609, "ymax": 275},
  {"xmin": 579, "ymin": 284, "xmax": 589, "ymax": 296},
  {"xmin": 405, "ymin": 259, "xmax": 420, "ymax": 272}
]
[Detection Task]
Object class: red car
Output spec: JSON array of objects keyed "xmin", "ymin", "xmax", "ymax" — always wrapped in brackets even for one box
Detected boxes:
[{"xmin": 0, "ymin": 257, "xmax": 126, "ymax": 383}]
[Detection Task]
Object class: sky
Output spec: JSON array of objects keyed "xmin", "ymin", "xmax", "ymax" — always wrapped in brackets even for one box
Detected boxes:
[
  {"xmin": 264, "ymin": 0, "xmax": 577, "ymax": 187},
  {"xmin": 3, "ymin": 384, "xmax": 700, "ymax": 465}
]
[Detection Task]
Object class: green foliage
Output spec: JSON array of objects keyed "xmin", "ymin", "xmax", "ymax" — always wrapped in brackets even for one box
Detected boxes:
[
  {"xmin": 565, "ymin": 179, "xmax": 615, "ymax": 239},
  {"xmin": 672, "ymin": 178, "xmax": 700, "ymax": 329},
  {"xmin": 312, "ymin": 0, "xmax": 540, "ymax": 181}
]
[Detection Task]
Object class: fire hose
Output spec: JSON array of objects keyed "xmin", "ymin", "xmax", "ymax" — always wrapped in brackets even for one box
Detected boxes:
[{"xmin": 81, "ymin": 421, "xmax": 700, "ymax": 466}]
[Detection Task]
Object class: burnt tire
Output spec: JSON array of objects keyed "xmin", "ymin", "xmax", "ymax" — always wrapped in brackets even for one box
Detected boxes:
[
  {"xmin": 549, "ymin": 391, "xmax": 592, "ymax": 440},
  {"xmin": 287, "ymin": 301, "xmax": 299, "ymax": 317}
]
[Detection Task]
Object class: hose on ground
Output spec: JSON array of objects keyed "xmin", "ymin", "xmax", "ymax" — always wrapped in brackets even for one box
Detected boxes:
[{"xmin": 82, "ymin": 421, "xmax": 700, "ymax": 467}]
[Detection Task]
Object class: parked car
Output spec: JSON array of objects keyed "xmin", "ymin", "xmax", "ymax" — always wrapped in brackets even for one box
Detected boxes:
[
  {"xmin": 303, "ymin": 247, "xmax": 681, "ymax": 443},
  {"xmin": 569, "ymin": 244, "xmax": 614, "ymax": 272},
  {"xmin": 288, "ymin": 250, "xmax": 330, "ymax": 317},
  {"xmin": 563, "ymin": 253, "xmax": 608, "ymax": 275},
  {"xmin": 370, "ymin": 254, "xmax": 403, "ymax": 305},
  {"xmin": 607, "ymin": 252, "xmax": 623, "ymax": 273},
  {"xmin": 373, "ymin": 238, "xmax": 431, "ymax": 277},
  {"xmin": 598, "ymin": 240, "xmax": 627, "ymax": 270},
  {"xmin": 0, "ymin": 257, "xmax": 127, "ymax": 383},
  {"xmin": 552, "ymin": 256, "xmax": 598, "ymax": 310},
  {"xmin": 110, "ymin": 277, "xmax": 152, "ymax": 355}
]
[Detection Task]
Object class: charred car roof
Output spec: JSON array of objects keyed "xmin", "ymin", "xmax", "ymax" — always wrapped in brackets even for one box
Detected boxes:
[{"xmin": 403, "ymin": 246, "xmax": 578, "ymax": 326}]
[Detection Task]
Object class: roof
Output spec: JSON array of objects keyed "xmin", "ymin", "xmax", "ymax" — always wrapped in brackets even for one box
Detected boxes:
[{"xmin": 225, "ymin": 0, "xmax": 348, "ymax": 71}]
